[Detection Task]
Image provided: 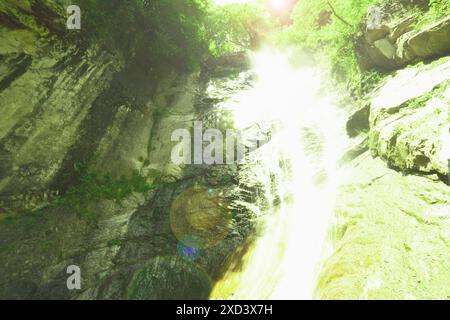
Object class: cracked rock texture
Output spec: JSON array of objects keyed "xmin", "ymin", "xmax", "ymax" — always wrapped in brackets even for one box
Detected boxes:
[
  {"xmin": 317, "ymin": 153, "xmax": 450, "ymax": 299},
  {"xmin": 319, "ymin": 52, "xmax": 449, "ymax": 301},
  {"xmin": 0, "ymin": 1, "xmax": 249, "ymax": 300}
]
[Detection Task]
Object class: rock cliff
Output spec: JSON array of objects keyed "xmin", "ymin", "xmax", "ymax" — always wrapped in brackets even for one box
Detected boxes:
[{"xmin": 317, "ymin": 4, "xmax": 449, "ymax": 299}]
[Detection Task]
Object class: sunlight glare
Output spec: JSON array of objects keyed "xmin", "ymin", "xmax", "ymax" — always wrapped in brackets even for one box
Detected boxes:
[
  {"xmin": 210, "ymin": 50, "xmax": 348, "ymax": 300},
  {"xmin": 268, "ymin": 0, "xmax": 290, "ymax": 11}
]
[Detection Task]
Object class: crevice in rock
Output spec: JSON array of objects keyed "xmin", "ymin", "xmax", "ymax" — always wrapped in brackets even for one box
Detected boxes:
[{"xmin": 0, "ymin": 54, "xmax": 32, "ymax": 92}]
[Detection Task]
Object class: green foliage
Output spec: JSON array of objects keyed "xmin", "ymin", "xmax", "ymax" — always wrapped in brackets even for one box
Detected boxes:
[
  {"xmin": 75, "ymin": 0, "xmax": 143, "ymax": 49},
  {"xmin": 273, "ymin": 0, "xmax": 450, "ymax": 94},
  {"xmin": 141, "ymin": 0, "xmax": 211, "ymax": 70},
  {"xmin": 76, "ymin": 0, "xmax": 211, "ymax": 71},
  {"xmin": 107, "ymin": 238, "xmax": 123, "ymax": 247},
  {"xmin": 206, "ymin": 1, "xmax": 273, "ymax": 56},
  {"xmin": 275, "ymin": 0, "xmax": 382, "ymax": 93},
  {"xmin": 50, "ymin": 162, "xmax": 156, "ymax": 221},
  {"xmin": 415, "ymin": 0, "xmax": 450, "ymax": 28}
]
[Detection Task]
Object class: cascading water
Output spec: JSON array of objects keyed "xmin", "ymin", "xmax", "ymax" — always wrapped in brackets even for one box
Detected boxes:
[{"xmin": 209, "ymin": 50, "xmax": 349, "ymax": 299}]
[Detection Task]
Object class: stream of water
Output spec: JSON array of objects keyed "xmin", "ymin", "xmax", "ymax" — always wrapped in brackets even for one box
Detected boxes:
[{"xmin": 209, "ymin": 50, "xmax": 348, "ymax": 299}]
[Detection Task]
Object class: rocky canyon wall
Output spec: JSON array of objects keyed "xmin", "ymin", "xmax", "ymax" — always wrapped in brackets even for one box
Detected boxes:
[{"xmin": 316, "ymin": 2, "xmax": 449, "ymax": 299}]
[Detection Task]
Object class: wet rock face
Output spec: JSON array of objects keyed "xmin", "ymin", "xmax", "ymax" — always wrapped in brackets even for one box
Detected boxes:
[
  {"xmin": 127, "ymin": 256, "xmax": 212, "ymax": 300},
  {"xmin": 170, "ymin": 185, "xmax": 231, "ymax": 249},
  {"xmin": 0, "ymin": 1, "xmax": 197, "ymax": 213},
  {"xmin": 93, "ymin": 174, "xmax": 246, "ymax": 300},
  {"xmin": 0, "ymin": 1, "xmax": 250, "ymax": 300},
  {"xmin": 368, "ymin": 58, "xmax": 450, "ymax": 178},
  {"xmin": 323, "ymin": 54, "xmax": 449, "ymax": 300},
  {"xmin": 347, "ymin": 57, "xmax": 450, "ymax": 179},
  {"xmin": 0, "ymin": 1, "xmax": 122, "ymax": 210},
  {"xmin": 317, "ymin": 154, "xmax": 450, "ymax": 299},
  {"xmin": 328, "ymin": 3, "xmax": 449, "ymax": 297}
]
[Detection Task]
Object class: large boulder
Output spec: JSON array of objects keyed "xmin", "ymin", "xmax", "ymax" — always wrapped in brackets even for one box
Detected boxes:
[
  {"xmin": 407, "ymin": 16, "xmax": 450, "ymax": 59},
  {"xmin": 365, "ymin": 25, "xmax": 390, "ymax": 44},
  {"xmin": 368, "ymin": 57, "xmax": 450, "ymax": 177},
  {"xmin": 346, "ymin": 103, "xmax": 370, "ymax": 137},
  {"xmin": 389, "ymin": 16, "xmax": 417, "ymax": 42}
]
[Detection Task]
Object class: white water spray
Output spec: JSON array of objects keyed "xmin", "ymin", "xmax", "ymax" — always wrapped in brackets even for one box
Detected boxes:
[{"xmin": 210, "ymin": 50, "xmax": 348, "ymax": 300}]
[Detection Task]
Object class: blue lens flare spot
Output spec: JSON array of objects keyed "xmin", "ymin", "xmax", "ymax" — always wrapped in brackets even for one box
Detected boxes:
[{"xmin": 177, "ymin": 242, "xmax": 202, "ymax": 261}]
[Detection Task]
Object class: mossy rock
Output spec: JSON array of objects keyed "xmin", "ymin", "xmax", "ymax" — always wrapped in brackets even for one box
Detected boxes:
[{"xmin": 127, "ymin": 256, "xmax": 212, "ymax": 300}]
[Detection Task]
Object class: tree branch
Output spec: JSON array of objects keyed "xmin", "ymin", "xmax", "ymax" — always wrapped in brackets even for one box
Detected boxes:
[{"xmin": 327, "ymin": 1, "xmax": 352, "ymax": 27}]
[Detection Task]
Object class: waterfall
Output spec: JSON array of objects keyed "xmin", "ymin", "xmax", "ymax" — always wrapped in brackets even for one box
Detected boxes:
[{"xmin": 209, "ymin": 50, "xmax": 348, "ymax": 299}]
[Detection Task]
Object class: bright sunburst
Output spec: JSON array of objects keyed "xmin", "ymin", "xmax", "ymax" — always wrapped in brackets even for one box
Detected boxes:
[{"xmin": 267, "ymin": 0, "xmax": 291, "ymax": 11}]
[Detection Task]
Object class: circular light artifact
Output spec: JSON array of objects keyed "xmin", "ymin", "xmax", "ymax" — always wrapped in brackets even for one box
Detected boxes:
[{"xmin": 170, "ymin": 185, "xmax": 232, "ymax": 249}]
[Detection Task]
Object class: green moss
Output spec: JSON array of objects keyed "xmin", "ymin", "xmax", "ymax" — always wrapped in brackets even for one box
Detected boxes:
[
  {"xmin": 50, "ymin": 162, "xmax": 157, "ymax": 221},
  {"xmin": 414, "ymin": 0, "xmax": 450, "ymax": 30},
  {"xmin": 406, "ymin": 79, "xmax": 450, "ymax": 109},
  {"xmin": 107, "ymin": 238, "xmax": 123, "ymax": 247}
]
